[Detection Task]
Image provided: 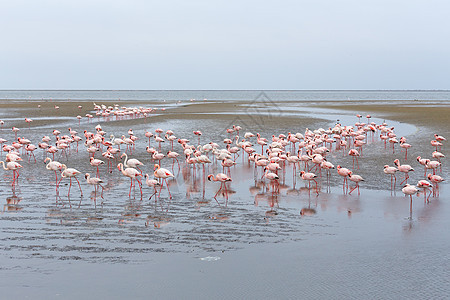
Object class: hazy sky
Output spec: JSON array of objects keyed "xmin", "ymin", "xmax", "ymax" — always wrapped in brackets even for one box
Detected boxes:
[{"xmin": 1, "ymin": 0, "xmax": 449, "ymax": 90}]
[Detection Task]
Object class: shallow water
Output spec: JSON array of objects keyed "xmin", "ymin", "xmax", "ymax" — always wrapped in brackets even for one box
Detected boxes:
[{"xmin": 0, "ymin": 92, "xmax": 449, "ymax": 299}]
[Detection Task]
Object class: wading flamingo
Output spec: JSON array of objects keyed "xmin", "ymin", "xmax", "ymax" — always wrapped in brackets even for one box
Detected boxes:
[
  {"xmin": 121, "ymin": 153, "xmax": 144, "ymax": 173},
  {"xmin": 383, "ymin": 165, "xmax": 398, "ymax": 189},
  {"xmin": 0, "ymin": 160, "xmax": 22, "ymax": 187},
  {"xmin": 348, "ymin": 171, "xmax": 364, "ymax": 195},
  {"xmin": 208, "ymin": 173, "xmax": 232, "ymax": 200},
  {"xmin": 394, "ymin": 159, "xmax": 414, "ymax": 185},
  {"xmin": 117, "ymin": 163, "xmax": 142, "ymax": 197},
  {"xmin": 85, "ymin": 173, "xmax": 105, "ymax": 201},
  {"xmin": 153, "ymin": 164, "xmax": 174, "ymax": 199},
  {"xmin": 58, "ymin": 164, "xmax": 83, "ymax": 197},
  {"xmin": 144, "ymin": 174, "xmax": 161, "ymax": 201}
]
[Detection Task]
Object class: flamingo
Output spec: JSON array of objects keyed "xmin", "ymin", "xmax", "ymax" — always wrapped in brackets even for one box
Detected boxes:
[
  {"xmin": 394, "ymin": 159, "xmax": 414, "ymax": 185},
  {"xmin": 432, "ymin": 151, "xmax": 445, "ymax": 163},
  {"xmin": 90, "ymin": 157, "xmax": 105, "ymax": 176},
  {"xmin": 208, "ymin": 173, "xmax": 232, "ymax": 200},
  {"xmin": 299, "ymin": 170, "xmax": 319, "ymax": 195},
  {"xmin": 0, "ymin": 160, "xmax": 22, "ymax": 186},
  {"xmin": 399, "ymin": 140, "xmax": 411, "ymax": 160},
  {"xmin": 167, "ymin": 151, "xmax": 181, "ymax": 171},
  {"xmin": 348, "ymin": 171, "xmax": 364, "ymax": 195},
  {"xmin": 431, "ymin": 140, "xmax": 442, "ymax": 151},
  {"xmin": 85, "ymin": 173, "xmax": 105, "ymax": 201},
  {"xmin": 348, "ymin": 148, "xmax": 360, "ymax": 169},
  {"xmin": 416, "ymin": 156, "xmax": 428, "ymax": 176},
  {"xmin": 417, "ymin": 180, "xmax": 432, "ymax": 203},
  {"xmin": 337, "ymin": 165, "xmax": 351, "ymax": 193},
  {"xmin": 383, "ymin": 165, "xmax": 398, "ymax": 189},
  {"xmin": 427, "ymin": 174, "xmax": 444, "ymax": 197},
  {"xmin": 153, "ymin": 164, "xmax": 175, "ymax": 199},
  {"xmin": 45, "ymin": 157, "xmax": 63, "ymax": 191},
  {"xmin": 425, "ymin": 160, "xmax": 441, "ymax": 175},
  {"xmin": 121, "ymin": 153, "xmax": 144, "ymax": 173},
  {"xmin": 144, "ymin": 174, "xmax": 161, "ymax": 201},
  {"xmin": 402, "ymin": 184, "xmax": 419, "ymax": 218},
  {"xmin": 58, "ymin": 164, "xmax": 83, "ymax": 197},
  {"xmin": 117, "ymin": 163, "xmax": 142, "ymax": 197},
  {"xmin": 434, "ymin": 134, "xmax": 446, "ymax": 142}
]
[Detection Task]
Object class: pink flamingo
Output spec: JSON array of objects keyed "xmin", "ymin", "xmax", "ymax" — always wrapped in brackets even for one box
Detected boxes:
[
  {"xmin": 45, "ymin": 157, "xmax": 63, "ymax": 191},
  {"xmin": 193, "ymin": 130, "xmax": 202, "ymax": 145},
  {"xmin": 383, "ymin": 165, "xmax": 398, "ymax": 189},
  {"xmin": 0, "ymin": 160, "xmax": 22, "ymax": 187},
  {"xmin": 85, "ymin": 173, "xmax": 105, "ymax": 201},
  {"xmin": 299, "ymin": 170, "xmax": 319, "ymax": 195},
  {"xmin": 208, "ymin": 173, "xmax": 232, "ymax": 200},
  {"xmin": 117, "ymin": 163, "xmax": 143, "ymax": 197},
  {"xmin": 154, "ymin": 164, "xmax": 175, "ymax": 199},
  {"xmin": 121, "ymin": 153, "xmax": 144, "ymax": 173},
  {"xmin": 434, "ymin": 134, "xmax": 446, "ymax": 142},
  {"xmin": 348, "ymin": 171, "xmax": 364, "ymax": 195},
  {"xmin": 90, "ymin": 157, "xmax": 105, "ymax": 176},
  {"xmin": 144, "ymin": 174, "xmax": 161, "ymax": 201},
  {"xmin": 58, "ymin": 164, "xmax": 83, "ymax": 197},
  {"xmin": 431, "ymin": 140, "xmax": 442, "ymax": 151},
  {"xmin": 145, "ymin": 131, "xmax": 154, "ymax": 147},
  {"xmin": 399, "ymin": 140, "xmax": 411, "ymax": 160},
  {"xmin": 24, "ymin": 144, "xmax": 37, "ymax": 162},
  {"xmin": 425, "ymin": 160, "xmax": 441, "ymax": 175},
  {"xmin": 263, "ymin": 168, "xmax": 280, "ymax": 194},
  {"xmin": 348, "ymin": 148, "xmax": 360, "ymax": 169},
  {"xmin": 394, "ymin": 159, "xmax": 414, "ymax": 185},
  {"xmin": 416, "ymin": 156, "xmax": 428, "ymax": 176},
  {"xmin": 417, "ymin": 180, "xmax": 432, "ymax": 203},
  {"xmin": 402, "ymin": 183, "xmax": 419, "ymax": 218},
  {"xmin": 337, "ymin": 165, "xmax": 351, "ymax": 193},
  {"xmin": 427, "ymin": 174, "xmax": 444, "ymax": 197},
  {"xmin": 167, "ymin": 150, "xmax": 181, "ymax": 171},
  {"xmin": 25, "ymin": 118, "xmax": 33, "ymax": 128}
]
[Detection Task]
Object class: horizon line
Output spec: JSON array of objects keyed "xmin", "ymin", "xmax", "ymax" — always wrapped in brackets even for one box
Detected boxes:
[{"xmin": 1, "ymin": 89, "xmax": 449, "ymax": 92}]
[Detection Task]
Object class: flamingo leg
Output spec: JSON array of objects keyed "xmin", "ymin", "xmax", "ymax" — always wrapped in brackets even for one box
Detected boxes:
[
  {"xmin": 68, "ymin": 177, "xmax": 72, "ymax": 197},
  {"xmin": 163, "ymin": 179, "xmax": 172, "ymax": 199},
  {"xmin": 74, "ymin": 177, "xmax": 83, "ymax": 196},
  {"xmin": 214, "ymin": 183, "xmax": 223, "ymax": 198},
  {"xmin": 129, "ymin": 178, "xmax": 133, "ymax": 197}
]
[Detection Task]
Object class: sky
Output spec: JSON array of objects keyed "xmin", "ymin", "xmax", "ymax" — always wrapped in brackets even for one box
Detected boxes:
[{"xmin": 1, "ymin": 0, "xmax": 449, "ymax": 90}]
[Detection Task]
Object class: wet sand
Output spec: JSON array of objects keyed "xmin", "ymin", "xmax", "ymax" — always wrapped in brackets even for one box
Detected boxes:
[{"xmin": 0, "ymin": 97, "xmax": 449, "ymax": 299}]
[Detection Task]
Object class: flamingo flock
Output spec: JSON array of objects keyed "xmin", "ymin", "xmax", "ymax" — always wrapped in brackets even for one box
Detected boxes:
[{"xmin": 0, "ymin": 104, "xmax": 446, "ymax": 217}]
